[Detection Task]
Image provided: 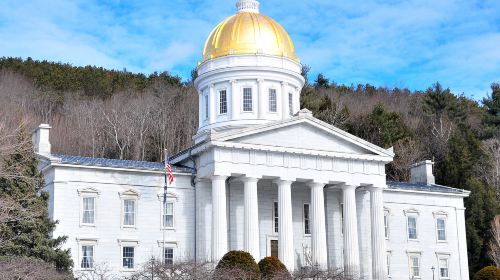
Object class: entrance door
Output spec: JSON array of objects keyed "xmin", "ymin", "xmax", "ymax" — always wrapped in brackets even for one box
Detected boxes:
[{"xmin": 270, "ymin": 239, "xmax": 278, "ymax": 257}]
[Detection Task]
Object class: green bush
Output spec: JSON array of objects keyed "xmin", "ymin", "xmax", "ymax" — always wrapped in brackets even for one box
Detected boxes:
[
  {"xmin": 258, "ymin": 256, "xmax": 291, "ymax": 279},
  {"xmin": 473, "ymin": 266, "xmax": 500, "ymax": 280},
  {"xmin": 215, "ymin": 251, "xmax": 259, "ymax": 280}
]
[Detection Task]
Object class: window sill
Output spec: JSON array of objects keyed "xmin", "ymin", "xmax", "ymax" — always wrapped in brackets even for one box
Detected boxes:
[
  {"xmin": 303, "ymin": 234, "xmax": 311, "ymax": 237},
  {"xmin": 162, "ymin": 227, "xmax": 176, "ymax": 231},
  {"xmin": 121, "ymin": 225, "xmax": 137, "ymax": 229},
  {"xmin": 407, "ymin": 239, "xmax": 419, "ymax": 242},
  {"xmin": 120, "ymin": 269, "xmax": 136, "ymax": 272},
  {"xmin": 437, "ymin": 240, "xmax": 448, "ymax": 243},
  {"xmin": 80, "ymin": 224, "xmax": 96, "ymax": 228}
]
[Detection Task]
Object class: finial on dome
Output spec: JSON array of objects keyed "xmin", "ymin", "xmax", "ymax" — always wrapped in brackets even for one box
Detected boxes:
[{"xmin": 236, "ymin": 0, "xmax": 260, "ymax": 13}]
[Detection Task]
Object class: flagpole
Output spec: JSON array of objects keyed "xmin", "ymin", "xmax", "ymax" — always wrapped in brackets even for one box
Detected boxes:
[{"xmin": 162, "ymin": 149, "xmax": 168, "ymax": 265}]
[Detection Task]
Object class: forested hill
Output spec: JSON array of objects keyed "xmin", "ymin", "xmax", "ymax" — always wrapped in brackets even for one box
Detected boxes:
[{"xmin": 0, "ymin": 57, "xmax": 499, "ymax": 275}]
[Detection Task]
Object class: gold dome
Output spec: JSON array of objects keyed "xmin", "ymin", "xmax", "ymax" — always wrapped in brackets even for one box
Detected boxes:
[{"xmin": 201, "ymin": 1, "xmax": 298, "ymax": 63}]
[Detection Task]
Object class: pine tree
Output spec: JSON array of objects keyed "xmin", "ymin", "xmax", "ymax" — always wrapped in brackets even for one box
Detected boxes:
[
  {"xmin": 0, "ymin": 126, "xmax": 73, "ymax": 272},
  {"xmin": 482, "ymin": 83, "xmax": 500, "ymax": 138}
]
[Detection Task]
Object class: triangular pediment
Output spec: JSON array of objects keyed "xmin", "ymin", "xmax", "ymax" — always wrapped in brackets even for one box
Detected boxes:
[{"xmin": 212, "ymin": 115, "xmax": 394, "ymax": 158}]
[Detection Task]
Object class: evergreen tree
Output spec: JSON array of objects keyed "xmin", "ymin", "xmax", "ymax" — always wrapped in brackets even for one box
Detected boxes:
[
  {"xmin": 0, "ymin": 126, "xmax": 73, "ymax": 272},
  {"xmin": 482, "ymin": 83, "xmax": 500, "ymax": 138}
]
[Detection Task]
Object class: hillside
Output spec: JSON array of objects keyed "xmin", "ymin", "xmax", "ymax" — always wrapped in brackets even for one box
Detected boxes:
[{"xmin": 0, "ymin": 57, "xmax": 499, "ymax": 275}]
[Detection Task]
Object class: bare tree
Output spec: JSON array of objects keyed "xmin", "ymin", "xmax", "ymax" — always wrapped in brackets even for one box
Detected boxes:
[
  {"xmin": 488, "ymin": 215, "xmax": 500, "ymax": 267},
  {"xmin": 0, "ymin": 256, "xmax": 71, "ymax": 280},
  {"xmin": 74, "ymin": 262, "xmax": 118, "ymax": 280},
  {"xmin": 479, "ymin": 138, "xmax": 500, "ymax": 195}
]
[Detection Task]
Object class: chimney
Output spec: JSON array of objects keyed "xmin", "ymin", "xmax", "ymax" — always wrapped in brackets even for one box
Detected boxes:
[
  {"xmin": 410, "ymin": 160, "xmax": 435, "ymax": 185},
  {"xmin": 32, "ymin": 124, "xmax": 52, "ymax": 156}
]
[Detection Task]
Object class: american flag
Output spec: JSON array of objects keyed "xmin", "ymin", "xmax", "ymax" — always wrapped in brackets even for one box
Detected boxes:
[{"xmin": 165, "ymin": 159, "xmax": 174, "ymax": 186}]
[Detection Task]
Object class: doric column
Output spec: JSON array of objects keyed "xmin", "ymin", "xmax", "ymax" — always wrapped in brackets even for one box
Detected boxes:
[
  {"xmin": 209, "ymin": 84, "xmax": 216, "ymax": 124},
  {"xmin": 212, "ymin": 175, "xmax": 228, "ymax": 261},
  {"xmin": 276, "ymin": 179, "xmax": 294, "ymax": 271},
  {"xmin": 342, "ymin": 185, "xmax": 360, "ymax": 277},
  {"xmin": 258, "ymin": 78, "xmax": 265, "ymax": 119},
  {"xmin": 243, "ymin": 177, "xmax": 260, "ymax": 260},
  {"xmin": 195, "ymin": 179, "xmax": 212, "ymax": 261},
  {"xmin": 281, "ymin": 82, "xmax": 288, "ymax": 120},
  {"xmin": 231, "ymin": 80, "xmax": 239, "ymax": 120},
  {"xmin": 309, "ymin": 182, "xmax": 328, "ymax": 269},
  {"xmin": 198, "ymin": 92, "xmax": 203, "ymax": 128},
  {"xmin": 369, "ymin": 187, "xmax": 387, "ymax": 280}
]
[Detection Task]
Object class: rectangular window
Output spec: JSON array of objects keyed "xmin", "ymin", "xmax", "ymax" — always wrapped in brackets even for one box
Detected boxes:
[
  {"xmin": 410, "ymin": 255, "xmax": 420, "ymax": 277},
  {"xmin": 204, "ymin": 95, "xmax": 209, "ymax": 120},
  {"xmin": 437, "ymin": 218, "xmax": 446, "ymax": 241},
  {"xmin": 384, "ymin": 212, "xmax": 389, "ymax": 238},
  {"xmin": 439, "ymin": 258, "xmax": 449, "ymax": 278},
  {"xmin": 219, "ymin": 90, "xmax": 227, "ymax": 114},
  {"xmin": 164, "ymin": 248, "xmax": 174, "ymax": 266},
  {"xmin": 268, "ymin": 89, "xmax": 277, "ymax": 112},
  {"xmin": 123, "ymin": 247, "xmax": 135, "ymax": 269},
  {"xmin": 81, "ymin": 245, "xmax": 94, "ymax": 269},
  {"xmin": 303, "ymin": 204, "xmax": 310, "ymax": 235},
  {"xmin": 288, "ymin": 93, "xmax": 293, "ymax": 116},
  {"xmin": 123, "ymin": 199, "xmax": 136, "ymax": 226},
  {"xmin": 273, "ymin": 201, "xmax": 278, "ymax": 233},
  {"xmin": 386, "ymin": 252, "xmax": 391, "ymax": 276},
  {"xmin": 243, "ymin": 88, "xmax": 253, "ymax": 112},
  {"xmin": 82, "ymin": 197, "xmax": 95, "ymax": 224},
  {"xmin": 408, "ymin": 216, "xmax": 417, "ymax": 240},
  {"xmin": 163, "ymin": 202, "xmax": 174, "ymax": 228}
]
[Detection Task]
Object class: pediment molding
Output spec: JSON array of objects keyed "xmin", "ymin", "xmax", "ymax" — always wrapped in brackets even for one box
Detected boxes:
[{"xmin": 118, "ymin": 189, "xmax": 140, "ymax": 199}]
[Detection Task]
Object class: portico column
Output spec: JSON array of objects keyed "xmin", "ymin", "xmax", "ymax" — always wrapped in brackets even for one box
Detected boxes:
[
  {"xmin": 212, "ymin": 175, "xmax": 228, "ymax": 261},
  {"xmin": 231, "ymin": 80, "xmax": 239, "ymax": 120},
  {"xmin": 309, "ymin": 182, "xmax": 328, "ymax": 269},
  {"xmin": 209, "ymin": 84, "xmax": 216, "ymax": 124},
  {"xmin": 276, "ymin": 180, "xmax": 294, "ymax": 271},
  {"xmin": 243, "ymin": 177, "xmax": 260, "ymax": 260},
  {"xmin": 258, "ymin": 78, "xmax": 265, "ymax": 119},
  {"xmin": 281, "ymin": 82, "xmax": 288, "ymax": 120},
  {"xmin": 342, "ymin": 185, "xmax": 360, "ymax": 277},
  {"xmin": 369, "ymin": 187, "xmax": 387, "ymax": 280}
]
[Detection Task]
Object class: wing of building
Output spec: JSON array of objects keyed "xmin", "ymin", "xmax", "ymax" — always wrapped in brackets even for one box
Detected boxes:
[{"xmin": 33, "ymin": 1, "xmax": 470, "ymax": 279}]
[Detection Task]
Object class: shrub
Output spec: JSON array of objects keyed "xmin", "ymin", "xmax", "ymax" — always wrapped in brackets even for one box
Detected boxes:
[
  {"xmin": 473, "ymin": 266, "xmax": 500, "ymax": 280},
  {"xmin": 258, "ymin": 256, "xmax": 291, "ymax": 279},
  {"xmin": 215, "ymin": 250, "xmax": 259, "ymax": 280},
  {"xmin": 0, "ymin": 256, "xmax": 71, "ymax": 280}
]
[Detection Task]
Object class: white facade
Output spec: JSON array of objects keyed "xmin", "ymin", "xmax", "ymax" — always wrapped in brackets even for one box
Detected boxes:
[{"xmin": 34, "ymin": 0, "xmax": 469, "ymax": 279}]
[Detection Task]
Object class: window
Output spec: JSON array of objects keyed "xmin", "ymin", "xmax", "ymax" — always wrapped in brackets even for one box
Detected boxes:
[
  {"xmin": 386, "ymin": 252, "xmax": 391, "ymax": 277},
  {"xmin": 288, "ymin": 93, "xmax": 293, "ymax": 116},
  {"xmin": 123, "ymin": 199, "xmax": 136, "ymax": 226},
  {"xmin": 384, "ymin": 211, "xmax": 389, "ymax": 239},
  {"xmin": 123, "ymin": 247, "xmax": 135, "ymax": 269},
  {"xmin": 303, "ymin": 204, "xmax": 310, "ymax": 235},
  {"xmin": 219, "ymin": 90, "xmax": 227, "ymax": 114},
  {"xmin": 164, "ymin": 248, "xmax": 174, "ymax": 265},
  {"xmin": 409, "ymin": 255, "xmax": 420, "ymax": 277},
  {"xmin": 268, "ymin": 89, "xmax": 277, "ymax": 112},
  {"xmin": 408, "ymin": 216, "xmax": 418, "ymax": 240},
  {"xmin": 439, "ymin": 258, "xmax": 449, "ymax": 278},
  {"xmin": 81, "ymin": 245, "xmax": 94, "ymax": 269},
  {"xmin": 243, "ymin": 88, "xmax": 253, "ymax": 112},
  {"xmin": 273, "ymin": 201, "xmax": 278, "ymax": 233},
  {"xmin": 437, "ymin": 218, "xmax": 446, "ymax": 241},
  {"xmin": 204, "ymin": 95, "xmax": 209, "ymax": 119},
  {"xmin": 82, "ymin": 197, "xmax": 95, "ymax": 225},
  {"xmin": 163, "ymin": 202, "xmax": 174, "ymax": 228}
]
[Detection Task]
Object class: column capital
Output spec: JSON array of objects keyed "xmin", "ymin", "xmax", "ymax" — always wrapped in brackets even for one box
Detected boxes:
[
  {"xmin": 209, "ymin": 83, "xmax": 215, "ymax": 89},
  {"xmin": 308, "ymin": 182, "xmax": 326, "ymax": 189},
  {"xmin": 257, "ymin": 78, "xmax": 265, "ymax": 83},
  {"xmin": 273, "ymin": 179, "xmax": 293, "ymax": 185},
  {"xmin": 340, "ymin": 184, "xmax": 358, "ymax": 191},
  {"xmin": 281, "ymin": 81, "xmax": 288, "ymax": 86},
  {"xmin": 230, "ymin": 79, "xmax": 237, "ymax": 84},
  {"xmin": 365, "ymin": 185, "xmax": 385, "ymax": 192},
  {"xmin": 241, "ymin": 177, "xmax": 260, "ymax": 183},
  {"xmin": 211, "ymin": 175, "xmax": 228, "ymax": 181}
]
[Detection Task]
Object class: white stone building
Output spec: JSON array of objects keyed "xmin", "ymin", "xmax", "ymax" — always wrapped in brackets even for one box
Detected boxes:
[{"xmin": 34, "ymin": 1, "xmax": 470, "ymax": 279}]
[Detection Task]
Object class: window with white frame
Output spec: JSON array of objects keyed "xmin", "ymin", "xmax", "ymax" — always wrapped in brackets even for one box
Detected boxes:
[
  {"xmin": 122, "ymin": 246, "xmax": 135, "ymax": 269},
  {"xmin": 439, "ymin": 257, "xmax": 449, "ymax": 278},
  {"xmin": 436, "ymin": 218, "xmax": 446, "ymax": 241},
  {"xmin": 409, "ymin": 255, "xmax": 420, "ymax": 277},
  {"xmin": 163, "ymin": 202, "xmax": 174, "ymax": 228},
  {"xmin": 219, "ymin": 90, "xmax": 227, "ymax": 114},
  {"xmin": 81, "ymin": 245, "xmax": 94, "ymax": 269},
  {"xmin": 386, "ymin": 252, "xmax": 391, "ymax": 277},
  {"xmin": 204, "ymin": 95, "xmax": 209, "ymax": 120},
  {"xmin": 273, "ymin": 201, "xmax": 278, "ymax": 233},
  {"xmin": 123, "ymin": 199, "xmax": 136, "ymax": 226},
  {"xmin": 288, "ymin": 93, "xmax": 293, "ymax": 116},
  {"xmin": 164, "ymin": 247, "xmax": 174, "ymax": 265},
  {"xmin": 268, "ymin": 89, "xmax": 277, "ymax": 112},
  {"xmin": 243, "ymin": 88, "xmax": 253, "ymax": 112},
  {"xmin": 384, "ymin": 210, "xmax": 389, "ymax": 239},
  {"xmin": 303, "ymin": 204, "xmax": 310, "ymax": 235},
  {"xmin": 82, "ymin": 197, "xmax": 95, "ymax": 225},
  {"xmin": 407, "ymin": 216, "xmax": 418, "ymax": 240}
]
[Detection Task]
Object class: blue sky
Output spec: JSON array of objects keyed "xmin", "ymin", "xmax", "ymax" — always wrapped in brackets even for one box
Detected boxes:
[{"xmin": 1, "ymin": 0, "xmax": 499, "ymax": 99}]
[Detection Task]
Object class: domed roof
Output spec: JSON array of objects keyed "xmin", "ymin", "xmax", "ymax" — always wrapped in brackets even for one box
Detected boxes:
[{"xmin": 201, "ymin": 0, "xmax": 298, "ymax": 63}]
